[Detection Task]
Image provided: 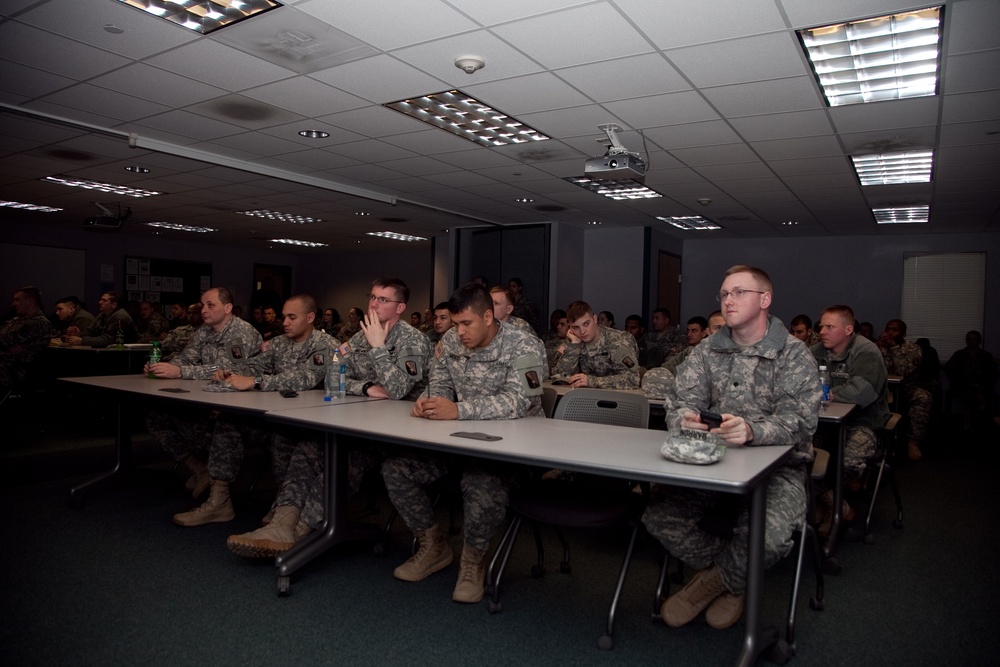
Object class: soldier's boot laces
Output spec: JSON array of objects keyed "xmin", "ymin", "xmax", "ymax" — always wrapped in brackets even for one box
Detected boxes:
[
  {"xmin": 452, "ymin": 544, "xmax": 488, "ymax": 604},
  {"xmin": 173, "ymin": 479, "xmax": 235, "ymax": 527},
  {"xmin": 227, "ymin": 505, "xmax": 300, "ymax": 558},
  {"xmin": 393, "ymin": 524, "xmax": 453, "ymax": 582}
]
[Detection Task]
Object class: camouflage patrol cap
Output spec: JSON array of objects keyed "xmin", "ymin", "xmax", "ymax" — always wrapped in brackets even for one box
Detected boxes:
[{"xmin": 661, "ymin": 428, "xmax": 726, "ymax": 465}]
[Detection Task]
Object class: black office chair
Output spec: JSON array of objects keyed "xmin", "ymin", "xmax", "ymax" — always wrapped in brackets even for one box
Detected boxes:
[
  {"xmin": 486, "ymin": 388, "xmax": 649, "ymax": 650},
  {"xmin": 651, "ymin": 449, "xmax": 827, "ymax": 665},
  {"xmin": 852, "ymin": 412, "xmax": 904, "ymax": 544},
  {"xmin": 540, "ymin": 386, "xmax": 558, "ymax": 419}
]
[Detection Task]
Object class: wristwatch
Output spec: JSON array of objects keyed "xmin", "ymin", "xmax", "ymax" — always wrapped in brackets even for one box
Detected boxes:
[
  {"xmin": 253, "ymin": 375, "xmax": 263, "ymax": 391},
  {"xmin": 361, "ymin": 381, "xmax": 375, "ymax": 396}
]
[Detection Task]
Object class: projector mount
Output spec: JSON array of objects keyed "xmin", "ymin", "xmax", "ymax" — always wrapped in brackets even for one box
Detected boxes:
[{"xmin": 597, "ymin": 123, "xmax": 640, "ymax": 159}]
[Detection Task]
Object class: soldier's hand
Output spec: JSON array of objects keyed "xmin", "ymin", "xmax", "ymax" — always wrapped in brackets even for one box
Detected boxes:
[
  {"xmin": 361, "ymin": 307, "xmax": 388, "ymax": 348},
  {"xmin": 680, "ymin": 410, "xmax": 709, "ymax": 431},
  {"xmin": 212, "ymin": 368, "xmax": 230, "ymax": 382},
  {"xmin": 416, "ymin": 396, "xmax": 458, "ymax": 420},
  {"xmin": 566, "ymin": 330, "xmax": 581, "ymax": 344},
  {"xmin": 65, "ymin": 336, "xmax": 82, "ymax": 346},
  {"xmin": 717, "ymin": 414, "xmax": 753, "ymax": 446},
  {"xmin": 568, "ymin": 373, "xmax": 589, "ymax": 387},
  {"xmin": 147, "ymin": 362, "xmax": 181, "ymax": 379},
  {"xmin": 226, "ymin": 374, "xmax": 255, "ymax": 391},
  {"xmin": 366, "ymin": 384, "xmax": 390, "ymax": 399}
]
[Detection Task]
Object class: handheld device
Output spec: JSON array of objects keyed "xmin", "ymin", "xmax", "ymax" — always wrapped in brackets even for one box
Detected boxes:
[
  {"xmin": 450, "ymin": 432, "xmax": 503, "ymax": 442},
  {"xmin": 699, "ymin": 410, "xmax": 723, "ymax": 429}
]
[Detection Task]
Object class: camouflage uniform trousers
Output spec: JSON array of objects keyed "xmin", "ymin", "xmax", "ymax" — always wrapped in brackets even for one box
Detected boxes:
[
  {"xmin": 208, "ymin": 415, "xmax": 300, "ymax": 484},
  {"xmin": 382, "ymin": 448, "xmax": 515, "ymax": 550},
  {"xmin": 901, "ymin": 384, "xmax": 932, "ymax": 442},
  {"xmin": 273, "ymin": 436, "xmax": 388, "ymax": 530},
  {"xmin": 814, "ymin": 423, "xmax": 877, "ymax": 476},
  {"xmin": 642, "ymin": 463, "xmax": 807, "ymax": 594},
  {"xmin": 145, "ymin": 407, "xmax": 213, "ymax": 463}
]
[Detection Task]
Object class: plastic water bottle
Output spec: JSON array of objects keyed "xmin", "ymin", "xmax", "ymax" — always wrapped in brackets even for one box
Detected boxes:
[
  {"xmin": 147, "ymin": 341, "xmax": 161, "ymax": 378},
  {"xmin": 324, "ymin": 352, "xmax": 337, "ymax": 401},
  {"xmin": 819, "ymin": 365, "xmax": 831, "ymax": 412},
  {"xmin": 338, "ymin": 359, "xmax": 346, "ymax": 400}
]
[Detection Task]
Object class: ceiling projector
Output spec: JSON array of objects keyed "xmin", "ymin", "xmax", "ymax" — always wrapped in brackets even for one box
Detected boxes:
[
  {"xmin": 83, "ymin": 202, "xmax": 129, "ymax": 232},
  {"xmin": 584, "ymin": 123, "xmax": 646, "ymax": 180}
]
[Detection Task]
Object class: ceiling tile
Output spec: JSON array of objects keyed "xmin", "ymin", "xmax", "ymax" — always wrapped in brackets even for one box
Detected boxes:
[
  {"xmin": 555, "ymin": 53, "xmax": 690, "ymax": 102},
  {"xmin": 90, "ymin": 63, "xmax": 226, "ymax": 108},
  {"xmin": 666, "ymin": 32, "xmax": 807, "ymax": 88},
  {"xmin": 309, "ymin": 55, "xmax": 449, "ymax": 105},
  {"xmin": 614, "ymin": 0, "xmax": 787, "ymax": 48},
  {"xmin": 298, "ymin": 0, "xmax": 478, "ymax": 51},
  {"xmin": 731, "ymin": 110, "xmax": 835, "ymax": 142},
  {"xmin": 703, "ymin": 77, "xmax": 824, "ymax": 117},
  {"xmin": 829, "ymin": 96, "xmax": 940, "ymax": 134},
  {"xmin": 604, "ymin": 91, "xmax": 721, "ymax": 129},
  {"xmin": 0, "ymin": 22, "xmax": 131, "ymax": 80},
  {"xmin": 146, "ymin": 40, "xmax": 295, "ymax": 93},
  {"xmin": 242, "ymin": 77, "xmax": 368, "ymax": 118},
  {"xmin": 942, "ymin": 49, "xmax": 1000, "ymax": 95}
]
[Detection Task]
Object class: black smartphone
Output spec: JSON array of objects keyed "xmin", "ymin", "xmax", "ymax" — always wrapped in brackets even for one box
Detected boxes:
[
  {"xmin": 279, "ymin": 390, "xmax": 298, "ymax": 398},
  {"xmin": 699, "ymin": 410, "xmax": 723, "ymax": 429},
  {"xmin": 159, "ymin": 387, "xmax": 190, "ymax": 393},
  {"xmin": 450, "ymin": 432, "xmax": 503, "ymax": 442}
]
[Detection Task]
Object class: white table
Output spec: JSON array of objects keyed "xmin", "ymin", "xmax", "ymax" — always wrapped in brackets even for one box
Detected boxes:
[
  {"xmin": 267, "ymin": 399, "xmax": 793, "ymax": 667},
  {"xmin": 59, "ymin": 375, "xmax": 378, "ymax": 504}
]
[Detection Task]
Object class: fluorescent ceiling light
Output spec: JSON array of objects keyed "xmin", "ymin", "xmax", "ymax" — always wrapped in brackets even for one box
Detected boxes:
[
  {"xmin": 269, "ymin": 238, "xmax": 327, "ymax": 247},
  {"xmin": 236, "ymin": 209, "xmax": 321, "ymax": 223},
  {"xmin": 0, "ymin": 199, "xmax": 62, "ymax": 212},
  {"xmin": 366, "ymin": 231, "xmax": 427, "ymax": 242},
  {"xmin": 799, "ymin": 6, "xmax": 941, "ymax": 106},
  {"xmin": 145, "ymin": 222, "xmax": 217, "ymax": 233},
  {"xmin": 564, "ymin": 176, "xmax": 663, "ymax": 200},
  {"xmin": 43, "ymin": 175, "xmax": 161, "ymax": 198},
  {"xmin": 656, "ymin": 216, "xmax": 721, "ymax": 231},
  {"xmin": 873, "ymin": 205, "xmax": 929, "ymax": 223},
  {"xmin": 852, "ymin": 150, "xmax": 933, "ymax": 185},
  {"xmin": 385, "ymin": 90, "xmax": 550, "ymax": 147},
  {"xmin": 116, "ymin": 0, "xmax": 282, "ymax": 35}
]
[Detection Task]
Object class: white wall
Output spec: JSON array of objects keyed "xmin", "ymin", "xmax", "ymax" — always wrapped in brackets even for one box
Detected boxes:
[{"xmin": 579, "ymin": 226, "xmax": 646, "ymax": 323}]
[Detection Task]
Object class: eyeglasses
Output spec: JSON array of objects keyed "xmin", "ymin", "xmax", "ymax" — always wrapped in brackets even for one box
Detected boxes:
[
  {"xmin": 367, "ymin": 294, "xmax": 401, "ymax": 305},
  {"xmin": 716, "ymin": 289, "xmax": 766, "ymax": 302}
]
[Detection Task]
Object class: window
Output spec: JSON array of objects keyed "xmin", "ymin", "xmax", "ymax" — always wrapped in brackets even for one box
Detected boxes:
[{"xmin": 901, "ymin": 253, "xmax": 985, "ymax": 359}]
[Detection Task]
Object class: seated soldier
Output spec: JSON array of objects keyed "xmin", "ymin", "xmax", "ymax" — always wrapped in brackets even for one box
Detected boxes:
[
  {"xmin": 425, "ymin": 301, "xmax": 452, "ymax": 346},
  {"xmin": 160, "ymin": 303, "xmax": 202, "ymax": 361},
  {"xmin": 490, "ymin": 286, "xmax": 536, "ymax": 334},
  {"xmin": 65, "ymin": 291, "xmax": 137, "ymax": 347},
  {"xmin": 597, "ymin": 310, "xmax": 616, "ymax": 328},
  {"xmin": 877, "ymin": 319, "xmax": 932, "ymax": 460},
  {"xmin": 137, "ymin": 300, "xmax": 170, "ymax": 343},
  {"xmin": 790, "ymin": 314, "xmax": 820, "ymax": 347},
  {"xmin": 53, "ymin": 296, "xmax": 95, "ymax": 337},
  {"xmin": 544, "ymin": 310, "xmax": 569, "ymax": 374},
  {"xmin": 0, "ymin": 287, "xmax": 52, "ymax": 392},
  {"xmin": 945, "ymin": 331, "xmax": 998, "ymax": 430},
  {"xmin": 552, "ymin": 301, "xmax": 639, "ymax": 388},
  {"xmin": 640, "ymin": 308, "xmax": 686, "ymax": 368}
]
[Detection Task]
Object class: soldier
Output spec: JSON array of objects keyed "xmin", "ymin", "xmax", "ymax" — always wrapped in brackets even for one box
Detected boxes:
[
  {"xmin": 790, "ymin": 314, "xmax": 821, "ymax": 347},
  {"xmin": 0, "ymin": 286, "xmax": 51, "ymax": 391},
  {"xmin": 136, "ymin": 300, "xmax": 170, "ymax": 343},
  {"xmin": 160, "ymin": 303, "xmax": 203, "ymax": 361},
  {"xmin": 877, "ymin": 319, "xmax": 932, "ymax": 460},
  {"xmin": 551, "ymin": 300, "xmax": 639, "ymax": 389},
  {"xmin": 53, "ymin": 296, "xmax": 96, "ymax": 336},
  {"xmin": 172, "ymin": 294, "xmax": 336, "ymax": 528},
  {"xmin": 811, "ymin": 305, "xmax": 890, "ymax": 531},
  {"xmin": 382, "ymin": 282, "xmax": 547, "ymax": 604},
  {"xmin": 336, "ymin": 306, "xmax": 363, "ymax": 342},
  {"xmin": 65, "ymin": 291, "xmax": 137, "ymax": 347},
  {"xmin": 144, "ymin": 287, "xmax": 262, "ymax": 520},
  {"xmin": 508, "ymin": 276, "xmax": 541, "ymax": 335},
  {"xmin": 640, "ymin": 307, "xmax": 687, "ymax": 368},
  {"xmin": 490, "ymin": 286, "xmax": 536, "ymax": 335},
  {"xmin": 425, "ymin": 301, "xmax": 452, "ymax": 346},
  {"xmin": 544, "ymin": 309, "xmax": 569, "ymax": 374},
  {"xmin": 642, "ymin": 265, "xmax": 820, "ymax": 631}
]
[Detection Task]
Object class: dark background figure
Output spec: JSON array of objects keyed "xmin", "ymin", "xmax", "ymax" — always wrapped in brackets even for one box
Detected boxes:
[{"xmin": 945, "ymin": 331, "xmax": 998, "ymax": 431}]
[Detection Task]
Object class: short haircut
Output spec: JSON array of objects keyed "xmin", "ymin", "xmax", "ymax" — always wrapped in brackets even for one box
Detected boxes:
[
  {"xmin": 489, "ymin": 285, "xmax": 513, "ymax": 303},
  {"xmin": 508, "ymin": 277, "xmax": 523, "ymax": 288},
  {"xmin": 822, "ymin": 305, "xmax": 855, "ymax": 326},
  {"xmin": 287, "ymin": 293, "xmax": 317, "ymax": 314},
  {"xmin": 888, "ymin": 319, "xmax": 907, "ymax": 335},
  {"xmin": 725, "ymin": 264, "xmax": 773, "ymax": 293},
  {"xmin": 140, "ymin": 300, "xmax": 152, "ymax": 308},
  {"xmin": 687, "ymin": 316, "xmax": 708, "ymax": 329},
  {"xmin": 16, "ymin": 286, "xmax": 42, "ymax": 309},
  {"xmin": 350, "ymin": 307, "xmax": 364, "ymax": 318},
  {"xmin": 653, "ymin": 307, "xmax": 671, "ymax": 320},
  {"xmin": 551, "ymin": 308, "xmax": 567, "ymax": 320},
  {"xmin": 105, "ymin": 290, "xmax": 122, "ymax": 307},
  {"xmin": 56, "ymin": 295, "xmax": 82, "ymax": 307},
  {"xmin": 372, "ymin": 276, "xmax": 409, "ymax": 304},
  {"xmin": 434, "ymin": 301, "xmax": 449, "ymax": 311},
  {"xmin": 625, "ymin": 314, "xmax": 644, "ymax": 326},
  {"xmin": 600, "ymin": 310, "xmax": 615, "ymax": 324},
  {"xmin": 448, "ymin": 282, "xmax": 493, "ymax": 316},
  {"xmin": 187, "ymin": 303, "xmax": 202, "ymax": 314},
  {"xmin": 566, "ymin": 300, "xmax": 593, "ymax": 322},
  {"xmin": 709, "ymin": 310, "xmax": 722, "ymax": 320},
  {"xmin": 208, "ymin": 287, "xmax": 234, "ymax": 305},
  {"xmin": 790, "ymin": 314, "xmax": 813, "ymax": 329}
]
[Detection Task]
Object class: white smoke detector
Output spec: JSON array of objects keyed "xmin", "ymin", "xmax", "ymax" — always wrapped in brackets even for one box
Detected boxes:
[{"xmin": 454, "ymin": 56, "xmax": 485, "ymax": 74}]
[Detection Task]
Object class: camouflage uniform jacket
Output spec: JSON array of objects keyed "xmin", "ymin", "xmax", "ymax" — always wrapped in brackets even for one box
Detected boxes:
[
  {"xmin": 544, "ymin": 336, "xmax": 567, "ymax": 373},
  {"xmin": 0, "ymin": 312, "xmax": 51, "ymax": 381},
  {"xmin": 672, "ymin": 316, "xmax": 820, "ymax": 466},
  {"xmin": 879, "ymin": 339, "xmax": 922, "ymax": 384},
  {"xmin": 80, "ymin": 308, "xmax": 138, "ymax": 347},
  {"xmin": 249, "ymin": 328, "xmax": 339, "ymax": 392},
  {"xmin": 342, "ymin": 321, "xmax": 430, "ymax": 400},
  {"xmin": 505, "ymin": 315, "xmax": 536, "ymax": 335},
  {"xmin": 160, "ymin": 324, "xmax": 199, "ymax": 360},
  {"xmin": 552, "ymin": 326, "xmax": 640, "ymax": 389},
  {"xmin": 430, "ymin": 321, "xmax": 547, "ymax": 420},
  {"xmin": 810, "ymin": 334, "xmax": 889, "ymax": 432},
  {"xmin": 138, "ymin": 312, "xmax": 170, "ymax": 343},
  {"xmin": 172, "ymin": 315, "xmax": 262, "ymax": 379},
  {"xmin": 640, "ymin": 327, "xmax": 687, "ymax": 368}
]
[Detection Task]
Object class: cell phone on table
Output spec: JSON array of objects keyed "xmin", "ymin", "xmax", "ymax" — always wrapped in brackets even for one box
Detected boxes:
[
  {"xmin": 699, "ymin": 410, "xmax": 723, "ymax": 429},
  {"xmin": 279, "ymin": 389, "xmax": 298, "ymax": 398},
  {"xmin": 450, "ymin": 432, "xmax": 502, "ymax": 442},
  {"xmin": 159, "ymin": 387, "xmax": 190, "ymax": 394}
]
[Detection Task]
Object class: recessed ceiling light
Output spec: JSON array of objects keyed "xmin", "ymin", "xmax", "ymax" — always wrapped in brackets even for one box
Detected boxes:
[
  {"xmin": 656, "ymin": 216, "xmax": 721, "ymax": 231},
  {"xmin": 354, "ymin": 211, "xmax": 371, "ymax": 216},
  {"xmin": 43, "ymin": 175, "xmax": 161, "ymax": 198},
  {"xmin": 0, "ymin": 199, "xmax": 62, "ymax": 212},
  {"xmin": 851, "ymin": 150, "xmax": 933, "ymax": 185},
  {"xmin": 873, "ymin": 205, "xmax": 929, "ymax": 223},
  {"xmin": 781, "ymin": 221, "xmax": 799, "ymax": 226},
  {"xmin": 124, "ymin": 166, "xmax": 150, "ymax": 173},
  {"xmin": 298, "ymin": 130, "xmax": 329, "ymax": 139},
  {"xmin": 115, "ymin": 0, "xmax": 282, "ymax": 34},
  {"xmin": 587, "ymin": 221, "xmax": 602, "ymax": 225},
  {"xmin": 514, "ymin": 197, "xmax": 534, "ymax": 203},
  {"xmin": 237, "ymin": 209, "xmax": 321, "ymax": 224},
  {"xmin": 565, "ymin": 176, "xmax": 664, "ymax": 200},
  {"xmin": 385, "ymin": 90, "xmax": 550, "ymax": 147},
  {"xmin": 269, "ymin": 238, "xmax": 328, "ymax": 247},
  {"xmin": 145, "ymin": 222, "xmax": 217, "ymax": 233},
  {"xmin": 366, "ymin": 231, "xmax": 427, "ymax": 242},
  {"xmin": 103, "ymin": 24, "xmax": 124, "ymax": 34},
  {"xmin": 798, "ymin": 6, "xmax": 942, "ymax": 107}
]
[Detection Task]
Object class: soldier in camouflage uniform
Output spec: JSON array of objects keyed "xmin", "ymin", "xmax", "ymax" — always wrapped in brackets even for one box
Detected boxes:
[
  {"xmin": 0, "ymin": 287, "xmax": 51, "ymax": 390},
  {"xmin": 64, "ymin": 291, "xmax": 138, "ymax": 348},
  {"xmin": 144, "ymin": 287, "xmax": 262, "ymax": 524},
  {"xmin": 171, "ymin": 295, "xmax": 336, "ymax": 528},
  {"xmin": 227, "ymin": 278, "xmax": 430, "ymax": 558},
  {"xmin": 137, "ymin": 300, "xmax": 171, "ymax": 343},
  {"xmin": 424, "ymin": 302, "xmax": 452, "ymax": 346},
  {"xmin": 544, "ymin": 310, "xmax": 569, "ymax": 374},
  {"xmin": 160, "ymin": 303, "xmax": 202, "ymax": 361},
  {"xmin": 639, "ymin": 308, "xmax": 687, "ymax": 368},
  {"xmin": 642, "ymin": 265, "xmax": 820, "ymax": 631},
  {"xmin": 490, "ymin": 286, "xmax": 538, "ymax": 336},
  {"xmin": 877, "ymin": 319, "xmax": 932, "ymax": 460},
  {"xmin": 382, "ymin": 282, "xmax": 547, "ymax": 604},
  {"xmin": 551, "ymin": 301, "xmax": 639, "ymax": 388}
]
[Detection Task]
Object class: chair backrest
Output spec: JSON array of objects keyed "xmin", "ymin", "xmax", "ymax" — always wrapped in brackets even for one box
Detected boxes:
[
  {"xmin": 541, "ymin": 386, "xmax": 558, "ymax": 419},
  {"xmin": 553, "ymin": 388, "xmax": 649, "ymax": 430}
]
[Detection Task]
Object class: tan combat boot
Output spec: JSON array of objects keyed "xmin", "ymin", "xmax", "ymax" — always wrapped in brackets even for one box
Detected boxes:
[
  {"xmin": 227, "ymin": 505, "xmax": 300, "ymax": 558},
  {"xmin": 705, "ymin": 591, "xmax": 746, "ymax": 629},
  {"xmin": 183, "ymin": 455, "xmax": 210, "ymax": 499},
  {"xmin": 452, "ymin": 544, "xmax": 488, "ymax": 603},
  {"xmin": 393, "ymin": 524, "xmax": 453, "ymax": 582},
  {"xmin": 173, "ymin": 479, "xmax": 235, "ymax": 527},
  {"xmin": 661, "ymin": 564, "xmax": 728, "ymax": 627},
  {"xmin": 907, "ymin": 439, "xmax": 923, "ymax": 461}
]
